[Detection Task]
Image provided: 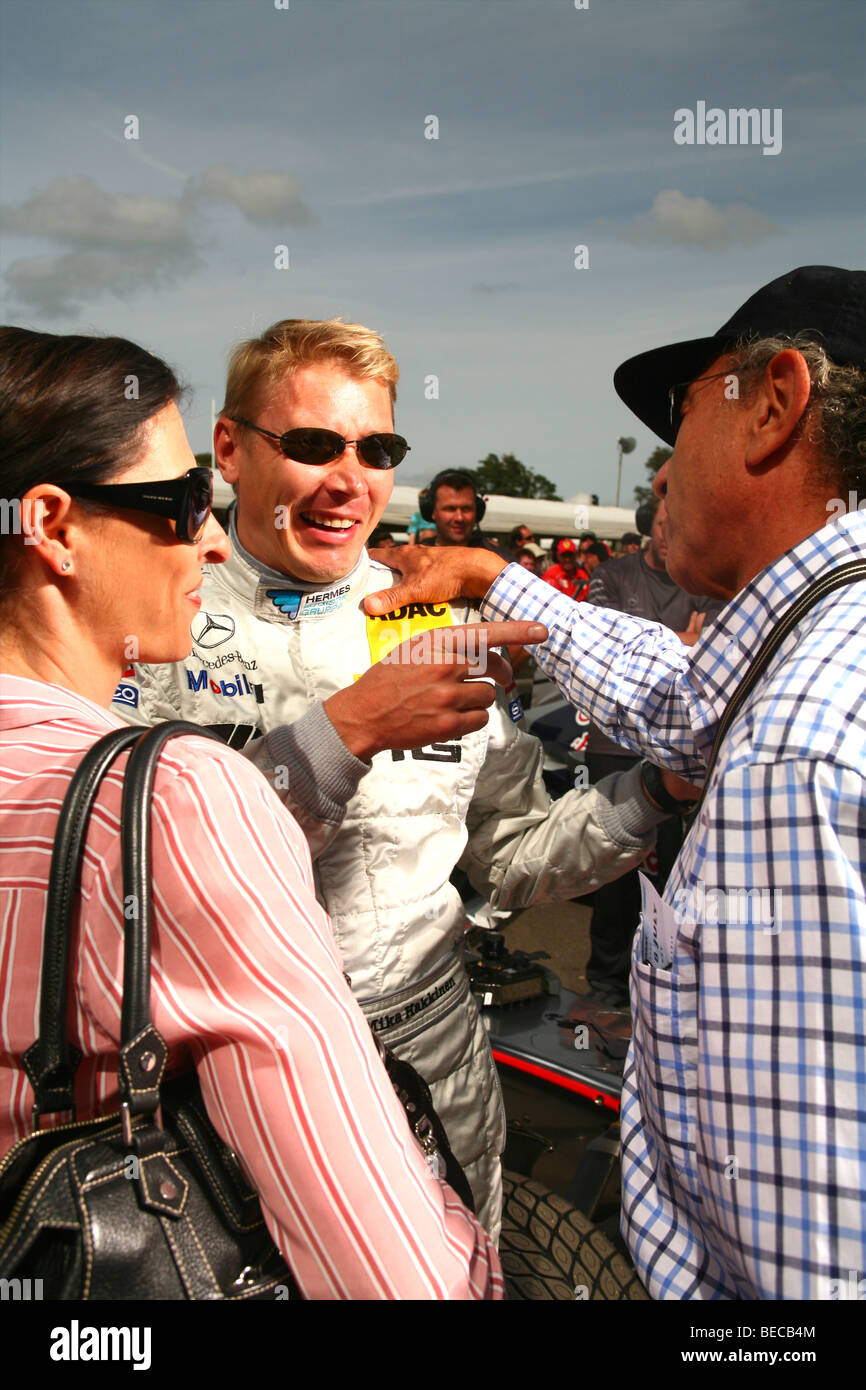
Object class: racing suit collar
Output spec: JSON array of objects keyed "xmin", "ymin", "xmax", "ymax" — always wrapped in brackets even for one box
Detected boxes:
[{"xmin": 216, "ymin": 503, "xmax": 371, "ymax": 622}]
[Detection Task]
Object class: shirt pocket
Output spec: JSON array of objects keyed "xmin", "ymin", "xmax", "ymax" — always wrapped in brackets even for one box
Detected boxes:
[{"xmin": 630, "ymin": 937, "xmax": 701, "ymax": 1185}]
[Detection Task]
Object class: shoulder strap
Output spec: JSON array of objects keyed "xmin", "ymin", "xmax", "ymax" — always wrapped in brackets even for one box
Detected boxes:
[
  {"xmin": 23, "ymin": 727, "xmax": 141, "ymax": 1122},
  {"xmin": 118, "ymin": 722, "xmax": 222, "ymax": 1043},
  {"xmin": 23, "ymin": 720, "xmax": 222, "ymax": 1127},
  {"xmin": 697, "ymin": 560, "xmax": 866, "ymax": 809}
]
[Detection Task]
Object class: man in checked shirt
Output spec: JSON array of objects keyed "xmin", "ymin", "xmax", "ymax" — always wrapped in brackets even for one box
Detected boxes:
[{"xmin": 366, "ymin": 265, "xmax": 866, "ymax": 1299}]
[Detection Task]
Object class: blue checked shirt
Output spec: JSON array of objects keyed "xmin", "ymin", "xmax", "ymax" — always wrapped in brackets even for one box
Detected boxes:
[{"xmin": 482, "ymin": 510, "xmax": 866, "ymax": 1299}]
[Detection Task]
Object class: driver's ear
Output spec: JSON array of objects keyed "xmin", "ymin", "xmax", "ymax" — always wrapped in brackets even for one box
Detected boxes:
[{"xmin": 214, "ymin": 417, "xmax": 241, "ymax": 485}]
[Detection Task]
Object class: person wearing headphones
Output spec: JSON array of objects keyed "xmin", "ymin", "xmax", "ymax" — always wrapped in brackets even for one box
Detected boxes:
[{"xmin": 418, "ymin": 470, "xmax": 506, "ymax": 555}]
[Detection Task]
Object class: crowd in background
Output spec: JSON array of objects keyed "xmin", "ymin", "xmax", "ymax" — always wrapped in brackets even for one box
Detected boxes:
[{"xmin": 370, "ymin": 483, "xmax": 647, "ymax": 586}]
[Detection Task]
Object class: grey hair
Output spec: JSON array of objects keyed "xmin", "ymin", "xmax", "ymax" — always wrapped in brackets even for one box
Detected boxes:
[{"xmin": 729, "ymin": 332, "xmax": 866, "ymax": 495}]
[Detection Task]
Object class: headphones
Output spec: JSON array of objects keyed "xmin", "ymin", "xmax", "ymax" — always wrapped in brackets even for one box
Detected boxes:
[
  {"xmin": 418, "ymin": 470, "xmax": 486, "ymax": 525},
  {"xmin": 635, "ymin": 500, "xmax": 656, "ymax": 537}
]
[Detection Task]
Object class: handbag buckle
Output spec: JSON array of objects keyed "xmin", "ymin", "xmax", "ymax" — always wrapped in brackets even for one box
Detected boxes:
[{"xmin": 121, "ymin": 1100, "xmax": 164, "ymax": 1147}]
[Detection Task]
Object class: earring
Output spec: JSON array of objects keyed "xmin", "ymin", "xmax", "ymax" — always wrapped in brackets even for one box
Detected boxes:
[{"xmin": 61, "ymin": 561, "xmax": 72, "ymax": 572}]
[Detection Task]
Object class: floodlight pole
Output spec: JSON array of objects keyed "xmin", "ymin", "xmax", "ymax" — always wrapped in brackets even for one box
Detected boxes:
[{"xmin": 615, "ymin": 436, "xmax": 636, "ymax": 507}]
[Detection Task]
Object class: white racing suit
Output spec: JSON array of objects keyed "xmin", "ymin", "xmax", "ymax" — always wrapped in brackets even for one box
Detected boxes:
[{"xmin": 114, "ymin": 521, "xmax": 663, "ymax": 1238}]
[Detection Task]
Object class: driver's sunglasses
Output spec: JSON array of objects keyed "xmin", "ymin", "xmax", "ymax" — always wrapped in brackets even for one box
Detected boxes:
[
  {"xmin": 667, "ymin": 369, "xmax": 735, "ymax": 437},
  {"xmin": 232, "ymin": 417, "xmax": 410, "ymax": 470},
  {"xmin": 64, "ymin": 466, "xmax": 213, "ymax": 544}
]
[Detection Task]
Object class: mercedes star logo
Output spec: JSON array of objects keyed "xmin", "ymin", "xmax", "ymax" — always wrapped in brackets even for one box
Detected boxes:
[{"xmin": 191, "ymin": 611, "xmax": 236, "ymax": 649}]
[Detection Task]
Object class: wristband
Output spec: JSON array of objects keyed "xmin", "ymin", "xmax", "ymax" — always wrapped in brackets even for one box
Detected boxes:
[{"xmin": 639, "ymin": 759, "xmax": 700, "ymax": 817}]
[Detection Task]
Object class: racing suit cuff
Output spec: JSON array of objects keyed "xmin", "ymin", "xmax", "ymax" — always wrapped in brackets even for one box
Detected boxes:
[
  {"xmin": 592, "ymin": 760, "xmax": 671, "ymax": 845},
  {"xmin": 257, "ymin": 703, "xmax": 370, "ymax": 824}
]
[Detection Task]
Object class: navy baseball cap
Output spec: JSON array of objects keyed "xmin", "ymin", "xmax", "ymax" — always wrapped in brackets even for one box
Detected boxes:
[{"xmin": 614, "ymin": 265, "xmax": 866, "ymax": 447}]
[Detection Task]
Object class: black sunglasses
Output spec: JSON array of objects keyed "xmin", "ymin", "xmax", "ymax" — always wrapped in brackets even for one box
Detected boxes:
[
  {"xmin": 667, "ymin": 369, "xmax": 735, "ymax": 436},
  {"xmin": 233, "ymin": 418, "xmax": 410, "ymax": 470},
  {"xmin": 64, "ymin": 466, "xmax": 213, "ymax": 544}
]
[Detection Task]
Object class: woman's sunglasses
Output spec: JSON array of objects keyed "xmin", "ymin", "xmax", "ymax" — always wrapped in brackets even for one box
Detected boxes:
[
  {"xmin": 63, "ymin": 466, "xmax": 213, "ymax": 544},
  {"xmin": 233, "ymin": 418, "xmax": 410, "ymax": 470}
]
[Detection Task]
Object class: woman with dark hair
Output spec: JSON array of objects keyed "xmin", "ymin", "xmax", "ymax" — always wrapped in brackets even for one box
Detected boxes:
[{"xmin": 0, "ymin": 327, "xmax": 502, "ymax": 1299}]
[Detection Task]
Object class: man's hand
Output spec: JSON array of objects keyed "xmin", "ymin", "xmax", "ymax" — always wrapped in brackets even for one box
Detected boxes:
[
  {"xmin": 506, "ymin": 644, "xmax": 532, "ymax": 675},
  {"xmin": 324, "ymin": 621, "xmax": 548, "ymax": 761},
  {"xmin": 365, "ymin": 544, "xmax": 506, "ymax": 613},
  {"xmin": 674, "ymin": 611, "xmax": 705, "ymax": 646},
  {"xmin": 660, "ymin": 768, "xmax": 703, "ymax": 803}
]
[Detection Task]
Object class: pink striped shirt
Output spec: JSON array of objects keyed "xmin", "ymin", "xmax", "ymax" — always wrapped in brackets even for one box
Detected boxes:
[{"xmin": 0, "ymin": 675, "xmax": 503, "ymax": 1300}]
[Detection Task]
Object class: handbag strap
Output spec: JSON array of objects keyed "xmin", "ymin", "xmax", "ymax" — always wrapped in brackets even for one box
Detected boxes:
[
  {"xmin": 23, "ymin": 726, "xmax": 141, "ymax": 1121},
  {"xmin": 24, "ymin": 720, "xmax": 221, "ymax": 1128},
  {"xmin": 697, "ymin": 559, "xmax": 866, "ymax": 809},
  {"xmin": 119, "ymin": 722, "xmax": 223, "ymax": 1042}
]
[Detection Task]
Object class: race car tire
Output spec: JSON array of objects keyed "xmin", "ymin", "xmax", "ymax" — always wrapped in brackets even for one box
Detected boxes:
[{"xmin": 500, "ymin": 1170, "xmax": 648, "ymax": 1301}]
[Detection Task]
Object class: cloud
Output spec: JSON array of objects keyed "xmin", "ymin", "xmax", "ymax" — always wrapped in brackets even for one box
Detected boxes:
[
  {"xmin": 0, "ymin": 176, "xmax": 190, "ymax": 246},
  {"xmin": 5, "ymin": 246, "xmax": 199, "ymax": 317},
  {"xmin": 621, "ymin": 189, "xmax": 779, "ymax": 251},
  {"xmin": 1, "ymin": 165, "xmax": 312, "ymax": 315},
  {"xmin": 197, "ymin": 163, "xmax": 313, "ymax": 224}
]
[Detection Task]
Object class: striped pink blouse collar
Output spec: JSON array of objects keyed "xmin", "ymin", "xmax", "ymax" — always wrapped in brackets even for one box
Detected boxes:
[{"xmin": 0, "ymin": 674, "xmax": 122, "ymax": 732}]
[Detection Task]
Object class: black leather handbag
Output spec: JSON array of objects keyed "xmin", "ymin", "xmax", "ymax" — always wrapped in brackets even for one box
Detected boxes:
[{"xmin": 0, "ymin": 720, "xmax": 473, "ymax": 1299}]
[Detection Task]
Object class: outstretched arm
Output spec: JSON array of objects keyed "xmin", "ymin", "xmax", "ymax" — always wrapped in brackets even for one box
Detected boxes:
[
  {"xmin": 460, "ymin": 699, "xmax": 673, "ymax": 910},
  {"xmin": 481, "ymin": 566, "xmax": 713, "ymax": 778}
]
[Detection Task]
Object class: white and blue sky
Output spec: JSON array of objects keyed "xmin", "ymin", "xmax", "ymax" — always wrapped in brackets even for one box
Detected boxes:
[{"xmin": 1, "ymin": 0, "xmax": 863, "ymax": 505}]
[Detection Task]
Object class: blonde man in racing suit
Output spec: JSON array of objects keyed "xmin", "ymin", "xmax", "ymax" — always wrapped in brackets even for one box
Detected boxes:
[{"xmin": 115, "ymin": 319, "xmax": 677, "ymax": 1239}]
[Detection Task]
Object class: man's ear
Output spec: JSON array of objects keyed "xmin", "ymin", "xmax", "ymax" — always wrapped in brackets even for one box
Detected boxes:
[
  {"xmin": 744, "ymin": 349, "xmax": 813, "ymax": 467},
  {"xmin": 214, "ymin": 417, "xmax": 241, "ymax": 485}
]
